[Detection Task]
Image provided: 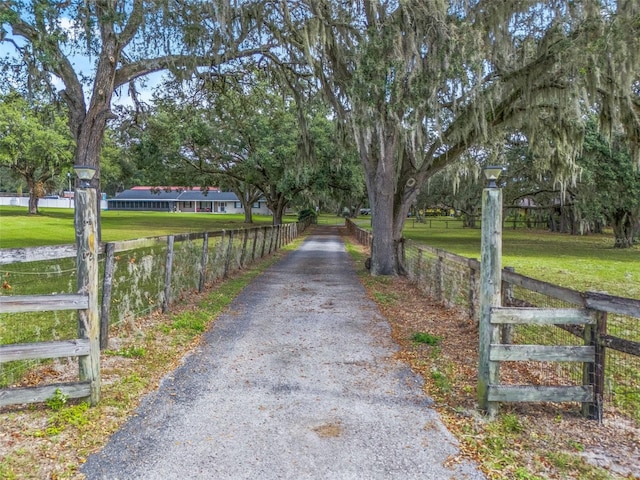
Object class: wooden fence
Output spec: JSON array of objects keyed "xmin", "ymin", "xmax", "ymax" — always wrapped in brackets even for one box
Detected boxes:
[
  {"xmin": 345, "ymin": 219, "xmax": 640, "ymax": 418},
  {"xmin": 0, "ymin": 187, "xmax": 100, "ymax": 407},
  {"xmin": 0, "ymin": 220, "xmax": 311, "ymax": 408}
]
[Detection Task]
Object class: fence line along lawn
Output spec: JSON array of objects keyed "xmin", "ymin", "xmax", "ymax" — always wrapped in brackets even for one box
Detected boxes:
[
  {"xmin": 0, "ymin": 206, "xmax": 285, "ymax": 248},
  {"xmin": 354, "ymin": 216, "xmax": 640, "ymax": 300}
]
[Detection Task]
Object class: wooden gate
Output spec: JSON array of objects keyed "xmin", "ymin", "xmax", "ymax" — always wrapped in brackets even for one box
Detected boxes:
[
  {"xmin": 484, "ymin": 306, "xmax": 602, "ymax": 419},
  {"xmin": 0, "ymin": 294, "xmax": 98, "ymax": 407}
]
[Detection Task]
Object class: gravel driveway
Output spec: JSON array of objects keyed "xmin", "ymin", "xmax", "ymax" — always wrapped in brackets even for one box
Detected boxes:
[{"xmin": 82, "ymin": 226, "xmax": 485, "ymax": 479}]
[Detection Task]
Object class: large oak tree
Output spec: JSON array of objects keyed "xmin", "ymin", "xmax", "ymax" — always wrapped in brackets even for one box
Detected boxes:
[
  {"xmin": 270, "ymin": 0, "xmax": 640, "ymax": 274},
  {"xmin": 0, "ymin": 1, "xmax": 274, "ymax": 190},
  {"xmin": 128, "ymin": 73, "xmax": 361, "ymax": 224}
]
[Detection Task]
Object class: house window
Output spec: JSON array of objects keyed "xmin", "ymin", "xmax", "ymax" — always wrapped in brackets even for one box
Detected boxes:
[
  {"xmin": 235, "ymin": 202, "xmax": 242, "ymax": 208},
  {"xmin": 252, "ymin": 202, "xmax": 260, "ymax": 208}
]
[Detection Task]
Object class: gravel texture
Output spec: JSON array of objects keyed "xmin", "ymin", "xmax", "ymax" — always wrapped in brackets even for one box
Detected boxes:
[{"xmin": 82, "ymin": 226, "xmax": 485, "ymax": 480}]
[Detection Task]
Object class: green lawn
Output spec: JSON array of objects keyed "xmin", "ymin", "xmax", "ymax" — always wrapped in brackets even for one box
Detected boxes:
[
  {"xmin": 353, "ymin": 216, "xmax": 640, "ymax": 300},
  {"xmin": 1, "ymin": 207, "xmax": 638, "ymax": 299},
  {"xmin": 0, "ymin": 206, "xmax": 283, "ymax": 248}
]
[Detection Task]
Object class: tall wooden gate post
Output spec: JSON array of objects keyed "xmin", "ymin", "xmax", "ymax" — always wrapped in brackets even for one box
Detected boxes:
[
  {"xmin": 478, "ymin": 170, "xmax": 503, "ymax": 416},
  {"xmin": 75, "ymin": 181, "xmax": 100, "ymax": 405}
]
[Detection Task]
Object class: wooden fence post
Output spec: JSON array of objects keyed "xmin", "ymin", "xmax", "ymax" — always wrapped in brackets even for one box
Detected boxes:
[
  {"xmin": 162, "ymin": 235, "xmax": 174, "ymax": 313},
  {"xmin": 468, "ymin": 260, "xmax": 478, "ymax": 321},
  {"xmin": 199, "ymin": 233, "xmax": 209, "ymax": 293},
  {"xmin": 501, "ymin": 266, "xmax": 515, "ymax": 344},
  {"xmin": 240, "ymin": 229, "xmax": 249, "ymax": 267},
  {"xmin": 268, "ymin": 226, "xmax": 275, "ymax": 254},
  {"xmin": 100, "ymin": 242, "xmax": 116, "ymax": 350},
  {"xmin": 75, "ymin": 186, "xmax": 100, "ymax": 405},
  {"xmin": 260, "ymin": 227, "xmax": 268, "ymax": 258},
  {"xmin": 583, "ymin": 311, "xmax": 606, "ymax": 420},
  {"xmin": 251, "ymin": 228, "xmax": 258, "ymax": 262},
  {"xmin": 224, "ymin": 230, "xmax": 234, "ymax": 278},
  {"xmin": 436, "ymin": 253, "xmax": 444, "ymax": 304},
  {"xmin": 478, "ymin": 186, "xmax": 502, "ymax": 416}
]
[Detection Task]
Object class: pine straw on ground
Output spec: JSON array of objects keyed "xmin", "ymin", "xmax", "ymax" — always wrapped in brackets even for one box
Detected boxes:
[{"xmin": 348, "ymin": 236, "xmax": 639, "ymax": 480}]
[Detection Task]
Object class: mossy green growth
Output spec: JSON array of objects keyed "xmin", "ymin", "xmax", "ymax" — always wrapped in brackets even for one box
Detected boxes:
[{"xmin": 411, "ymin": 332, "xmax": 442, "ymax": 345}]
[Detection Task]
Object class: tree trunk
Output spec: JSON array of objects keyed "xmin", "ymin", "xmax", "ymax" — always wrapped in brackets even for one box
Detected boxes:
[
  {"xmin": 370, "ymin": 199, "xmax": 396, "ymax": 275},
  {"xmin": 463, "ymin": 214, "xmax": 476, "ymax": 228},
  {"xmin": 65, "ymin": 37, "xmax": 119, "ymax": 240},
  {"xmin": 243, "ymin": 208, "xmax": 253, "ymax": 224},
  {"xmin": 237, "ymin": 192, "xmax": 253, "ymax": 224},
  {"xmin": 27, "ymin": 179, "xmax": 39, "ymax": 215},
  {"xmin": 362, "ymin": 131, "xmax": 418, "ymax": 276},
  {"xmin": 28, "ymin": 194, "xmax": 38, "ymax": 214},
  {"xmin": 391, "ymin": 189, "xmax": 415, "ymax": 275},
  {"xmin": 272, "ymin": 201, "xmax": 287, "ymax": 225},
  {"xmin": 368, "ymin": 151, "xmax": 398, "ymax": 275},
  {"xmin": 611, "ymin": 210, "xmax": 636, "ymax": 248},
  {"xmin": 265, "ymin": 192, "xmax": 289, "ymax": 226}
]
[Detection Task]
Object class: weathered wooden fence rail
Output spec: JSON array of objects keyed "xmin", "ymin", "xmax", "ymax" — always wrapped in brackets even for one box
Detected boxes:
[
  {"xmin": 0, "ymin": 219, "xmax": 311, "ymax": 407},
  {"xmin": 0, "ymin": 294, "xmax": 92, "ymax": 408},
  {"xmin": 345, "ymin": 219, "xmax": 640, "ymax": 418}
]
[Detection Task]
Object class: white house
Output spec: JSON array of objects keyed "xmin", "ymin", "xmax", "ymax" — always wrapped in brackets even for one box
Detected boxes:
[{"xmin": 106, "ymin": 187, "xmax": 271, "ymax": 215}]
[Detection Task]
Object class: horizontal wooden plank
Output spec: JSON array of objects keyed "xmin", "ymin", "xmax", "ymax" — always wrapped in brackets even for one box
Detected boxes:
[
  {"xmin": 488, "ymin": 385, "xmax": 593, "ymax": 403},
  {"xmin": 111, "ymin": 237, "xmax": 167, "ymax": 253},
  {"xmin": 490, "ymin": 307, "xmax": 595, "ymax": 325},
  {"xmin": 0, "ymin": 339, "xmax": 89, "ymax": 363},
  {"xmin": 584, "ymin": 291, "xmax": 640, "ymax": 318},
  {"xmin": 110, "ymin": 231, "xmax": 229, "ymax": 254},
  {"xmin": 599, "ymin": 335, "xmax": 640, "ymax": 357},
  {"xmin": 0, "ymin": 382, "xmax": 91, "ymax": 408},
  {"xmin": 490, "ymin": 345, "xmax": 595, "ymax": 362},
  {"xmin": 0, "ymin": 294, "xmax": 88, "ymax": 313},
  {"xmin": 502, "ymin": 269, "xmax": 584, "ymax": 305},
  {"xmin": 173, "ymin": 232, "xmax": 206, "ymax": 242},
  {"xmin": 416, "ymin": 245, "xmax": 474, "ymax": 268},
  {"xmin": 0, "ymin": 244, "xmax": 78, "ymax": 265}
]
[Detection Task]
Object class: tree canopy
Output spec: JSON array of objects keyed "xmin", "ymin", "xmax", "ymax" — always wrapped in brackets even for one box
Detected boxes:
[
  {"xmin": 2, "ymin": 1, "xmax": 638, "ymax": 272},
  {"xmin": 126, "ymin": 73, "xmax": 363, "ymax": 224},
  {"xmin": 0, "ymin": 92, "xmax": 74, "ymax": 213},
  {"xmin": 0, "ymin": 0, "xmax": 276, "ymax": 184},
  {"xmin": 267, "ymin": 0, "xmax": 640, "ymax": 274}
]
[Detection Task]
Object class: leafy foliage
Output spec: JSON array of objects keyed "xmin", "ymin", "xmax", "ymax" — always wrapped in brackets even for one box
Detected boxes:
[
  {"xmin": 126, "ymin": 73, "xmax": 363, "ymax": 224},
  {"xmin": 268, "ymin": 1, "xmax": 640, "ymax": 274},
  {"xmin": 0, "ymin": 0, "xmax": 277, "ymax": 189},
  {"xmin": 0, "ymin": 92, "xmax": 74, "ymax": 213}
]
